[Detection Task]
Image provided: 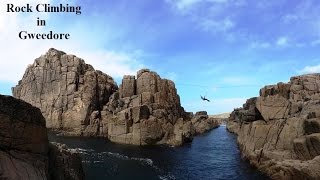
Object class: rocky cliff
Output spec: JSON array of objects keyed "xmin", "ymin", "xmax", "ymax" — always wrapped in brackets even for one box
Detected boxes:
[
  {"xmin": 227, "ymin": 74, "xmax": 320, "ymax": 179},
  {"xmin": 0, "ymin": 94, "xmax": 84, "ymax": 180},
  {"xmin": 12, "ymin": 48, "xmax": 118, "ymax": 135},
  {"xmin": 13, "ymin": 48, "xmax": 219, "ymax": 146},
  {"xmin": 102, "ymin": 69, "xmax": 194, "ymax": 145}
]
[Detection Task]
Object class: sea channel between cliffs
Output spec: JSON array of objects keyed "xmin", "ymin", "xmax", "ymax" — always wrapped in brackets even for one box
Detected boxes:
[
  {"xmin": 48, "ymin": 125, "xmax": 269, "ymax": 180},
  {"xmin": 5, "ymin": 48, "xmax": 320, "ymax": 180}
]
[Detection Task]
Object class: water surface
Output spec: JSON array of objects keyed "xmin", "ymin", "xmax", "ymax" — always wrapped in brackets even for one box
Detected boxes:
[{"xmin": 49, "ymin": 126, "xmax": 269, "ymax": 180}]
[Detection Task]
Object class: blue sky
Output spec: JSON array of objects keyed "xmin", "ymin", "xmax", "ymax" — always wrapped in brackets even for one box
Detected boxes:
[{"xmin": 1, "ymin": 0, "xmax": 320, "ymax": 114}]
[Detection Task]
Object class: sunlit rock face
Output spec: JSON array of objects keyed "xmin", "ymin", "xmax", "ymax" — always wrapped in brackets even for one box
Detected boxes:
[
  {"xmin": 13, "ymin": 48, "xmax": 118, "ymax": 136},
  {"xmin": 13, "ymin": 49, "xmax": 205, "ymax": 146},
  {"xmin": 227, "ymin": 73, "xmax": 320, "ymax": 179}
]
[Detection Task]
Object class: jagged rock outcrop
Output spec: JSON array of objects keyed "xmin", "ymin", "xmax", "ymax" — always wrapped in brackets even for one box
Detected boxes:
[
  {"xmin": 13, "ymin": 48, "xmax": 219, "ymax": 146},
  {"xmin": 12, "ymin": 48, "xmax": 118, "ymax": 135},
  {"xmin": 226, "ymin": 74, "xmax": 320, "ymax": 179},
  {"xmin": 0, "ymin": 94, "xmax": 84, "ymax": 180},
  {"xmin": 102, "ymin": 69, "xmax": 193, "ymax": 146}
]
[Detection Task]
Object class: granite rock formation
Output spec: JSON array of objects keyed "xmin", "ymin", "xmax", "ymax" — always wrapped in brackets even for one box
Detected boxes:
[
  {"xmin": 102, "ymin": 69, "xmax": 193, "ymax": 146},
  {"xmin": 0, "ymin": 94, "xmax": 84, "ymax": 180},
  {"xmin": 12, "ymin": 48, "xmax": 118, "ymax": 135},
  {"xmin": 13, "ymin": 48, "xmax": 220, "ymax": 146},
  {"xmin": 226, "ymin": 74, "xmax": 320, "ymax": 179}
]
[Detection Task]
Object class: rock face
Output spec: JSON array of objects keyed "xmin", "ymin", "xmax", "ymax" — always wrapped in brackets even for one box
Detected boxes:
[
  {"xmin": 12, "ymin": 48, "xmax": 118, "ymax": 135},
  {"xmin": 102, "ymin": 69, "xmax": 193, "ymax": 146},
  {"xmin": 0, "ymin": 94, "xmax": 84, "ymax": 180},
  {"xmin": 226, "ymin": 74, "xmax": 320, "ymax": 179},
  {"xmin": 0, "ymin": 94, "xmax": 49, "ymax": 179},
  {"xmin": 13, "ymin": 48, "xmax": 219, "ymax": 146}
]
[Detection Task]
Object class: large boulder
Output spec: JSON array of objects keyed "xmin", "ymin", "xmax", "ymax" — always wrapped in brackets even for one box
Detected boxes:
[
  {"xmin": 0, "ymin": 94, "xmax": 84, "ymax": 180},
  {"xmin": 12, "ymin": 48, "xmax": 118, "ymax": 135},
  {"xmin": 226, "ymin": 73, "xmax": 320, "ymax": 179}
]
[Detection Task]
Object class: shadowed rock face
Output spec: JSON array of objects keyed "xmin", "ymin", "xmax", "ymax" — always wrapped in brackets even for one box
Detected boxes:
[
  {"xmin": 13, "ymin": 48, "xmax": 118, "ymax": 135},
  {"xmin": 13, "ymin": 48, "xmax": 219, "ymax": 146},
  {"xmin": 0, "ymin": 94, "xmax": 49, "ymax": 180},
  {"xmin": 0, "ymin": 94, "xmax": 84, "ymax": 180},
  {"xmin": 227, "ymin": 74, "xmax": 320, "ymax": 179}
]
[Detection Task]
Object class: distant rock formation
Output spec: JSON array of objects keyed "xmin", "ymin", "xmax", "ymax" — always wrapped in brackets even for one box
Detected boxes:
[
  {"xmin": 13, "ymin": 48, "xmax": 219, "ymax": 146},
  {"xmin": 0, "ymin": 94, "xmax": 84, "ymax": 180},
  {"xmin": 191, "ymin": 111, "xmax": 220, "ymax": 134},
  {"xmin": 210, "ymin": 112, "xmax": 230, "ymax": 119},
  {"xmin": 226, "ymin": 74, "xmax": 320, "ymax": 179}
]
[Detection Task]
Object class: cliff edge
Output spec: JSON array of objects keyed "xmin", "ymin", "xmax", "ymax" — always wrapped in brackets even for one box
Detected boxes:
[{"xmin": 227, "ymin": 74, "xmax": 320, "ymax": 179}]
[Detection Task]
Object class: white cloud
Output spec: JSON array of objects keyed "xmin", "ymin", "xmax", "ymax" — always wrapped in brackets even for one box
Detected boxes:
[
  {"xmin": 167, "ymin": 0, "xmax": 229, "ymax": 10},
  {"xmin": 276, "ymin": 36, "xmax": 289, "ymax": 47},
  {"xmin": 282, "ymin": 14, "xmax": 299, "ymax": 24},
  {"xmin": 299, "ymin": 64, "xmax": 320, "ymax": 74},
  {"xmin": 0, "ymin": 0, "xmax": 144, "ymax": 84},
  {"xmin": 199, "ymin": 18, "xmax": 234, "ymax": 32},
  {"xmin": 77, "ymin": 50, "xmax": 144, "ymax": 79},
  {"xmin": 171, "ymin": 0, "xmax": 202, "ymax": 10},
  {"xmin": 249, "ymin": 41, "xmax": 271, "ymax": 49},
  {"xmin": 166, "ymin": 0, "xmax": 237, "ymax": 34},
  {"xmin": 280, "ymin": 2, "xmax": 320, "ymax": 46},
  {"xmin": 311, "ymin": 39, "xmax": 320, "ymax": 46},
  {"xmin": 249, "ymin": 37, "xmax": 307, "ymax": 49}
]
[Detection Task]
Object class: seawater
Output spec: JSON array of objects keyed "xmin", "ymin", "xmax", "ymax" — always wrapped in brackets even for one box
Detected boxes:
[{"xmin": 49, "ymin": 126, "xmax": 269, "ymax": 180}]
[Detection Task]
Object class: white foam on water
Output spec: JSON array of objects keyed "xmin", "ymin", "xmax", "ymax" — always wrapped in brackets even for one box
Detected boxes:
[
  {"xmin": 158, "ymin": 174, "xmax": 176, "ymax": 180},
  {"xmin": 101, "ymin": 151, "xmax": 130, "ymax": 160},
  {"xmin": 75, "ymin": 148, "xmax": 95, "ymax": 152},
  {"xmin": 78, "ymin": 150, "xmax": 176, "ymax": 180},
  {"xmin": 81, "ymin": 160, "xmax": 91, "ymax": 163},
  {"xmin": 159, "ymin": 176, "xmax": 168, "ymax": 180},
  {"xmin": 93, "ymin": 160, "xmax": 103, "ymax": 163},
  {"xmin": 102, "ymin": 151, "xmax": 154, "ymax": 166},
  {"xmin": 68, "ymin": 148, "xmax": 95, "ymax": 154},
  {"xmin": 131, "ymin": 157, "xmax": 153, "ymax": 166},
  {"xmin": 102, "ymin": 151, "xmax": 176, "ymax": 180}
]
